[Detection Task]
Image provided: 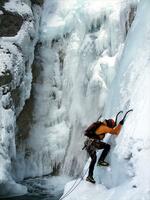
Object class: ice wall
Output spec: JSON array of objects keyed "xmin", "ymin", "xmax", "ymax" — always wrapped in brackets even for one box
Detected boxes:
[
  {"xmin": 63, "ymin": 0, "xmax": 150, "ymax": 199},
  {"xmin": 24, "ymin": 0, "xmax": 138, "ymax": 178},
  {"xmin": 0, "ymin": 0, "xmax": 142, "ymax": 197},
  {"xmin": 97, "ymin": 0, "xmax": 150, "ymax": 191},
  {"xmin": 0, "ymin": 0, "xmax": 41, "ymax": 197}
]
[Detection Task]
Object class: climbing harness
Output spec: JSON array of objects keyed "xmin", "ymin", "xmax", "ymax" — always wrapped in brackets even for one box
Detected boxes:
[
  {"xmin": 82, "ymin": 138, "xmax": 94, "ymax": 150},
  {"xmin": 59, "ymin": 168, "xmax": 89, "ymax": 200}
]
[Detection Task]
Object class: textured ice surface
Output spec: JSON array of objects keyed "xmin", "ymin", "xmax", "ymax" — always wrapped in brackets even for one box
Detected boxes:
[{"xmin": 62, "ymin": 0, "xmax": 150, "ymax": 199}]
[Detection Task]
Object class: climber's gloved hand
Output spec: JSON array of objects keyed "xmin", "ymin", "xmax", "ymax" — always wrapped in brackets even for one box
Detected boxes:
[{"xmin": 119, "ymin": 119, "xmax": 124, "ymax": 125}]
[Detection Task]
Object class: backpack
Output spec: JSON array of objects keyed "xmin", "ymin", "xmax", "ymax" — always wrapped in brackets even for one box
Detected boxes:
[{"xmin": 84, "ymin": 121, "xmax": 102, "ymax": 139}]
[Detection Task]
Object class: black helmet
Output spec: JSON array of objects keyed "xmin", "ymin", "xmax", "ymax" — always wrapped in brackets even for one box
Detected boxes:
[{"xmin": 105, "ymin": 119, "xmax": 115, "ymax": 128}]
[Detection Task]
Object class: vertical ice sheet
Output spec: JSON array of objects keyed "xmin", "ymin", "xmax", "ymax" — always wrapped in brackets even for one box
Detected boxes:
[
  {"xmin": 62, "ymin": 1, "xmax": 150, "ymax": 199},
  {"xmin": 35, "ymin": 0, "xmax": 137, "ymax": 176},
  {"xmin": 24, "ymin": 43, "xmax": 70, "ymax": 177},
  {"xmin": 92, "ymin": 0, "xmax": 150, "ymax": 198}
]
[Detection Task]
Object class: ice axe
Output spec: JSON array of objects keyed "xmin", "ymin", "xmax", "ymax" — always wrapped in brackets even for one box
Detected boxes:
[
  {"xmin": 96, "ymin": 114, "xmax": 102, "ymax": 122},
  {"xmin": 97, "ymin": 110, "xmax": 123, "ymax": 124},
  {"xmin": 120, "ymin": 109, "xmax": 133, "ymax": 124},
  {"xmin": 115, "ymin": 110, "xmax": 123, "ymax": 125}
]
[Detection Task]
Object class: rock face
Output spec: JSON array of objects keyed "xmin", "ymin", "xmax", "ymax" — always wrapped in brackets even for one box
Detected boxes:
[
  {"xmin": 0, "ymin": 0, "xmax": 41, "ymax": 197},
  {"xmin": 0, "ymin": 9, "xmax": 23, "ymax": 37},
  {"xmin": 31, "ymin": 0, "xmax": 44, "ymax": 6}
]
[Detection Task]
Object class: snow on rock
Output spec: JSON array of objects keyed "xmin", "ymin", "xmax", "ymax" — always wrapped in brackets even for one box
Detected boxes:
[
  {"xmin": 62, "ymin": 0, "xmax": 150, "ymax": 199},
  {"xmin": 0, "ymin": 0, "xmax": 41, "ymax": 197}
]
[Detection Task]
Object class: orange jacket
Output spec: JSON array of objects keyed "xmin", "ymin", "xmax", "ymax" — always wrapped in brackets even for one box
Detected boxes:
[{"xmin": 95, "ymin": 122, "xmax": 122, "ymax": 140}]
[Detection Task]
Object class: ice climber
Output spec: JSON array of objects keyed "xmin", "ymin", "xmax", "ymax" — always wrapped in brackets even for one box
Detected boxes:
[{"xmin": 84, "ymin": 110, "xmax": 133, "ymax": 184}]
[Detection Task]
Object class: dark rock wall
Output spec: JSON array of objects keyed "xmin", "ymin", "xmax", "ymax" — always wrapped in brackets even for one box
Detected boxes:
[
  {"xmin": 31, "ymin": 0, "xmax": 44, "ymax": 6},
  {"xmin": 0, "ymin": 8, "xmax": 23, "ymax": 37},
  {"xmin": 0, "ymin": 0, "xmax": 9, "ymax": 7}
]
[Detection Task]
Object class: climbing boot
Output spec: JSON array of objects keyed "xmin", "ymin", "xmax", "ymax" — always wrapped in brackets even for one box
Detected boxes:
[
  {"xmin": 86, "ymin": 176, "xmax": 96, "ymax": 184},
  {"xmin": 97, "ymin": 160, "xmax": 109, "ymax": 167}
]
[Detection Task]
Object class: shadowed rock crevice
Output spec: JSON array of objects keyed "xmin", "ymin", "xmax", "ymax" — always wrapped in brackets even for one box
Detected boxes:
[
  {"xmin": 16, "ymin": 43, "xmax": 41, "ymax": 141},
  {"xmin": 31, "ymin": 0, "xmax": 44, "ymax": 6},
  {"xmin": 0, "ymin": 8, "xmax": 23, "ymax": 37},
  {"xmin": 16, "ymin": 94, "xmax": 34, "ymax": 141},
  {"xmin": 0, "ymin": 70, "xmax": 12, "ymax": 87},
  {"xmin": 125, "ymin": 5, "xmax": 137, "ymax": 35},
  {"xmin": 0, "ymin": 0, "xmax": 9, "ymax": 7}
]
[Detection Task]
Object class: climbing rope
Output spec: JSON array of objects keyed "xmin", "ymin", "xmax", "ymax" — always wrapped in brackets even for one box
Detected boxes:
[{"xmin": 59, "ymin": 168, "xmax": 89, "ymax": 200}]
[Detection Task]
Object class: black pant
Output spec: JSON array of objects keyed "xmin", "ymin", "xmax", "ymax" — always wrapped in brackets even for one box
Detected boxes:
[{"xmin": 86, "ymin": 140, "xmax": 110, "ymax": 177}]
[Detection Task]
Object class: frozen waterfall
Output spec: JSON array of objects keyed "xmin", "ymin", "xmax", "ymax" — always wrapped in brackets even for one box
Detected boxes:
[
  {"xmin": 62, "ymin": 0, "xmax": 150, "ymax": 199},
  {"xmin": 1, "ymin": 0, "xmax": 146, "ymax": 198},
  {"xmin": 28, "ymin": 0, "xmax": 137, "ymax": 177}
]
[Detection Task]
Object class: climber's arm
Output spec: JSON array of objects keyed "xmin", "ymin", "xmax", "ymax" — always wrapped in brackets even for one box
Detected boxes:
[{"xmin": 96, "ymin": 124, "xmax": 122, "ymax": 135}]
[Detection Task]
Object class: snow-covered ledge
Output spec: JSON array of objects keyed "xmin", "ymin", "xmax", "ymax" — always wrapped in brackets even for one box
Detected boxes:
[{"xmin": 0, "ymin": 0, "xmax": 41, "ymax": 197}]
